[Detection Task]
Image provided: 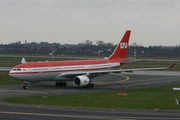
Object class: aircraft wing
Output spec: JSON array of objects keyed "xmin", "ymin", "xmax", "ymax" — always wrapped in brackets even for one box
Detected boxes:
[
  {"xmin": 119, "ymin": 63, "xmax": 176, "ymax": 72},
  {"xmin": 126, "ymin": 58, "xmax": 158, "ymax": 63},
  {"xmin": 0, "ymin": 67, "xmax": 12, "ymax": 71},
  {"xmin": 58, "ymin": 63, "xmax": 176, "ymax": 78}
]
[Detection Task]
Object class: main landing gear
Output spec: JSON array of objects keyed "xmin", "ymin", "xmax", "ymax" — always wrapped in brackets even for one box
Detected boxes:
[
  {"xmin": 55, "ymin": 81, "xmax": 67, "ymax": 87},
  {"xmin": 22, "ymin": 81, "xmax": 28, "ymax": 89},
  {"xmin": 83, "ymin": 83, "xmax": 94, "ymax": 88}
]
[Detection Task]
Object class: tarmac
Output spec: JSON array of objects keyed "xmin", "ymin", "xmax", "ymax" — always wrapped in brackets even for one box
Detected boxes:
[{"xmin": 1, "ymin": 71, "xmax": 180, "ymax": 120}]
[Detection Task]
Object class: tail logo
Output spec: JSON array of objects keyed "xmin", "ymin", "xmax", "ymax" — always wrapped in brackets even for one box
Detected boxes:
[{"xmin": 120, "ymin": 42, "xmax": 128, "ymax": 49}]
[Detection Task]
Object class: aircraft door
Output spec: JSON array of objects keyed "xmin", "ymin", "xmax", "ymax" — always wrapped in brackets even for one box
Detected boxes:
[
  {"xmin": 26, "ymin": 66, "xmax": 32, "ymax": 73},
  {"xmin": 48, "ymin": 65, "xmax": 53, "ymax": 72}
]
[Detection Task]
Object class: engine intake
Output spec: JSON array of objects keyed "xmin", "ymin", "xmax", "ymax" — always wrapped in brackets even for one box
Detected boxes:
[{"xmin": 73, "ymin": 75, "xmax": 90, "ymax": 87}]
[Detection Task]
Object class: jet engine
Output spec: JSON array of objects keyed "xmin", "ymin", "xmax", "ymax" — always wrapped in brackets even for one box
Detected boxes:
[{"xmin": 73, "ymin": 75, "xmax": 90, "ymax": 87}]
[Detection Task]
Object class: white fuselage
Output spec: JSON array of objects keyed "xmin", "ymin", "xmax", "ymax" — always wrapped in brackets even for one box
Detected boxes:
[{"xmin": 9, "ymin": 61, "xmax": 120, "ymax": 82}]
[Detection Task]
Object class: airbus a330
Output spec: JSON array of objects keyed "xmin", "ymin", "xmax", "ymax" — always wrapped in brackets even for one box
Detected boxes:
[{"xmin": 6, "ymin": 30, "xmax": 175, "ymax": 89}]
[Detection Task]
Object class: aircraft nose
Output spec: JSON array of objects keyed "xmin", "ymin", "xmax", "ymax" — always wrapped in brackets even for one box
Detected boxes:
[
  {"xmin": 9, "ymin": 70, "xmax": 18, "ymax": 79},
  {"xmin": 9, "ymin": 70, "xmax": 25, "ymax": 81},
  {"xmin": 9, "ymin": 71, "xmax": 14, "ymax": 78}
]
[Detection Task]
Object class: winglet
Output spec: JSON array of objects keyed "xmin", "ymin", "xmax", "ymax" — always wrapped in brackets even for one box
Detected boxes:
[{"xmin": 168, "ymin": 63, "xmax": 176, "ymax": 69}]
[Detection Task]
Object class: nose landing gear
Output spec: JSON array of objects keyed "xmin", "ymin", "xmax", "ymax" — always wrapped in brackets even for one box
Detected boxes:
[{"xmin": 22, "ymin": 81, "xmax": 28, "ymax": 89}]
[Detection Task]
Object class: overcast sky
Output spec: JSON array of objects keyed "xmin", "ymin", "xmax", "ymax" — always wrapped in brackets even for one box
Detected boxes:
[{"xmin": 1, "ymin": 0, "xmax": 180, "ymax": 46}]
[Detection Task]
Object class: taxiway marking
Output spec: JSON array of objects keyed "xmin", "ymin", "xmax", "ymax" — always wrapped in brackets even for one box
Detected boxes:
[
  {"xmin": 122, "ymin": 76, "xmax": 180, "ymax": 84},
  {"xmin": 0, "ymin": 110, "xmax": 133, "ymax": 120},
  {"xmin": 95, "ymin": 74, "xmax": 129, "ymax": 86},
  {"xmin": 0, "ymin": 89, "xmax": 46, "ymax": 94},
  {"xmin": 0, "ymin": 110, "xmax": 179, "ymax": 120}
]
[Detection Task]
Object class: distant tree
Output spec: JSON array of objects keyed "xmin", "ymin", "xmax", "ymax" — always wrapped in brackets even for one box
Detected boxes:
[
  {"xmin": 132, "ymin": 42, "xmax": 138, "ymax": 47},
  {"xmin": 105, "ymin": 42, "xmax": 114, "ymax": 47},
  {"xmin": 96, "ymin": 40, "xmax": 104, "ymax": 45},
  {"xmin": 84, "ymin": 40, "xmax": 93, "ymax": 45},
  {"xmin": 78, "ymin": 43, "xmax": 84, "ymax": 46}
]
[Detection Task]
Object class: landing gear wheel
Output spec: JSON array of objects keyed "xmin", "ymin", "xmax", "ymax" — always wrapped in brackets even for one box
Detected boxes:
[
  {"xmin": 55, "ymin": 82, "xmax": 60, "ymax": 87},
  {"xmin": 22, "ymin": 81, "xmax": 28, "ymax": 89},
  {"xmin": 55, "ymin": 82, "xmax": 67, "ymax": 87},
  {"xmin": 63, "ymin": 82, "xmax": 67, "ymax": 87},
  {"xmin": 84, "ymin": 83, "xmax": 94, "ymax": 88},
  {"xmin": 23, "ymin": 86, "xmax": 28, "ymax": 89},
  {"xmin": 90, "ymin": 83, "xmax": 94, "ymax": 88}
]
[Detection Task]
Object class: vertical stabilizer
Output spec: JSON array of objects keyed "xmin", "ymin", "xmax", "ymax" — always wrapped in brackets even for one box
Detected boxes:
[{"xmin": 108, "ymin": 30, "xmax": 131, "ymax": 60}]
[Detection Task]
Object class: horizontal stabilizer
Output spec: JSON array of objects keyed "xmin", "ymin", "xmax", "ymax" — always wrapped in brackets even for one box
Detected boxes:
[
  {"xmin": 21, "ymin": 57, "xmax": 26, "ymax": 64},
  {"xmin": 168, "ymin": 63, "xmax": 176, "ymax": 68}
]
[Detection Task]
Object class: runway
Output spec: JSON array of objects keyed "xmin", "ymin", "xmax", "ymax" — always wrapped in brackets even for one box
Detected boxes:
[{"xmin": 1, "ymin": 71, "xmax": 180, "ymax": 120}]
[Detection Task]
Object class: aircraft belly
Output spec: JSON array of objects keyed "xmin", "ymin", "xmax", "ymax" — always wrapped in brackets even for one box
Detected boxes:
[
  {"xmin": 52, "ymin": 76, "xmax": 72, "ymax": 81},
  {"xmin": 11, "ymin": 72, "xmax": 58, "ymax": 82}
]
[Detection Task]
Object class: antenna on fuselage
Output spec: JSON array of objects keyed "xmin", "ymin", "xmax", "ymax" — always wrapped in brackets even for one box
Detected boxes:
[{"xmin": 21, "ymin": 57, "xmax": 26, "ymax": 64}]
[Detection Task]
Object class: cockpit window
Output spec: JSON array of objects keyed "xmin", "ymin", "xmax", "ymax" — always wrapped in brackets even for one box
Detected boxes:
[{"xmin": 12, "ymin": 68, "xmax": 21, "ymax": 71}]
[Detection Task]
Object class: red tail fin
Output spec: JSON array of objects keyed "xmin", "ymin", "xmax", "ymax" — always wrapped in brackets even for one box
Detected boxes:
[{"xmin": 108, "ymin": 30, "xmax": 131, "ymax": 60}]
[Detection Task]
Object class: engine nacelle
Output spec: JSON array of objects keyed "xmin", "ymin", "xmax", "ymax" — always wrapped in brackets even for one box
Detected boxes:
[{"xmin": 73, "ymin": 75, "xmax": 90, "ymax": 87}]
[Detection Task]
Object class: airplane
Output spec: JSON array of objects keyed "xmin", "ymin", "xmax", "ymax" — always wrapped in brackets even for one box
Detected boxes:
[{"xmin": 6, "ymin": 30, "xmax": 175, "ymax": 89}]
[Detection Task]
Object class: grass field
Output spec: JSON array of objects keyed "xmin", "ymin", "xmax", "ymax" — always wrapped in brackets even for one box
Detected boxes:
[
  {"xmin": 0, "ymin": 71, "xmax": 21, "ymax": 85},
  {"xmin": 3, "ymin": 84, "xmax": 180, "ymax": 110},
  {"xmin": 0, "ymin": 54, "xmax": 92, "ymax": 67},
  {"xmin": 0, "ymin": 54, "xmax": 179, "ymax": 69}
]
